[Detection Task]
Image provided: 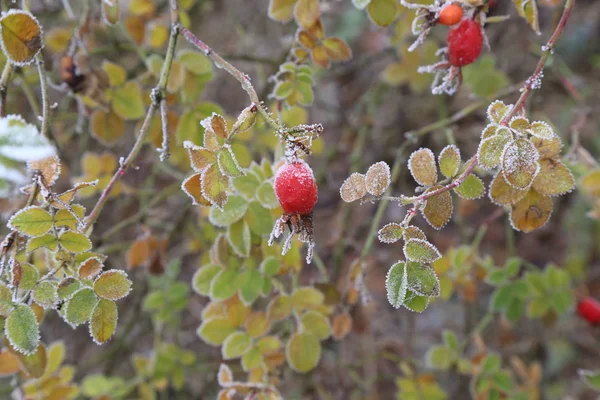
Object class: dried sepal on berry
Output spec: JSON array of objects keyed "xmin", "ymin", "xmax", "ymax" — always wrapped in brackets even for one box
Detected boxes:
[
  {"xmin": 421, "ymin": 186, "xmax": 453, "ymax": 230},
  {"xmin": 408, "ymin": 148, "xmax": 437, "ymax": 186},
  {"xmin": 403, "ymin": 238, "xmax": 441, "ymax": 264},
  {"xmin": 509, "ymin": 189, "xmax": 552, "ymax": 233},
  {"xmin": 438, "ymin": 145, "xmax": 461, "ymax": 179},
  {"xmin": 365, "ymin": 161, "xmax": 391, "ymax": 196},
  {"xmin": 378, "ymin": 223, "xmax": 404, "ymax": 244},
  {"xmin": 532, "ymin": 159, "xmax": 575, "ymax": 197},
  {"xmin": 488, "ymin": 171, "xmax": 528, "ymax": 206},
  {"xmin": 340, "ymin": 172, "xmax": 367, "ymax": 203},
  {"xmin": 501, "ymin": 138, "xmax": 540, "ymax": 190}
]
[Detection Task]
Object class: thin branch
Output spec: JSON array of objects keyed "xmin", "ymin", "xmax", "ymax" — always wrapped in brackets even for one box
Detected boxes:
[{"xmin": 0, "ymin": 61, "xmax": 12, "ymax": 117}]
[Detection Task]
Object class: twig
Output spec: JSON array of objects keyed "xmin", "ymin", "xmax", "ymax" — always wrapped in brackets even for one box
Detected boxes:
[
  {"xmin": 84, "ymin": 5, "xmax": 181, "ymax": 231},
  {"xmin": 0, "ymin": 62, "xmax": 13, "ymax": 117}
]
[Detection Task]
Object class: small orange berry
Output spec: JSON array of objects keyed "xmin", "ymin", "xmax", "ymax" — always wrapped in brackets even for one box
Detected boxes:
[{"xmin": 438, "ymin": 3, "xmax": 463, "ymax": 26}]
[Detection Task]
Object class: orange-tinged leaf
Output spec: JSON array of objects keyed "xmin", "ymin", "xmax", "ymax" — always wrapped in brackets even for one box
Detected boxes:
[
  {"xmin": 28, "ymin": 155, "xmax": 61, "ymax": 187},
  {"xmin": 268, "ymin": 0, "xmax": 297, "ymax": 22},
  {"xmin": 489, "ymin": 172, "xmax": 527, "ymax": 206},
  {"xmin": 322, "ymin": 37, "xmax": 352, "ymax": 62},
  {"xmin": 296, "ymin": 30, "xmax": 317, "ymax": 49},
  {"xmin": 421, "ymin": 186, "xmax": 453, "ymax": 230},
  {"xmin": 78, "ymin": 257, "xmax": 103, "ymax": 279},
  {"xmin": 294, "ymin": 0, "xmax": 320, "ymax": 30},
  {"xmin": 210, "ymin": 114, "xmax": 228, "ymax": 139},
  {"xmin": 331, "ymin": 313, "xmax": 352, "ymax": 340},
  {"xmin": 510, "ymin": 189, "xmax": 552, "ymax": 232},
  {"xmin": 311, "ymin": 46, "xmax": 329, "ymax": 69},
  {"xmin": 182, "ymin": 173, "xmax": 212, "ymax": 206},
  {"xmin": 0, "ymin": 10, "xmax": 42, "ymax": 65},
  {"xmin": 184, "ymin": 141, "xmax": 216, "ymax": 172},
  {"xmin": 124, "ymin": 16, "xmax": 146, "ymax": 45},
  {"xmin": 0, "ymin": 349, "xmax": 20, "ymax": 377},
  {"xmin": 201, "ymin": 163, "xmax": 229, "ymax": 209}
]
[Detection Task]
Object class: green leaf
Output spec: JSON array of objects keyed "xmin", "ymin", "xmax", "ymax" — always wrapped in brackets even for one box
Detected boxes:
[
  {"xmin": 426, "ymin": 345, "xmax": 453, "ymax": 370},
  {"xmin": 17, "ymin": 263, "xmax": 39, "ymax": 291},
  {"xmin": 222, "ymin": 331, "xmax": 252, "ymax": 359},
  {"xmin": 366, "ymin": 0, "xmax": 396, "ymax": 27},
  {"xmin": 300, "ymin": 310, "xmax": 331, "ymax": 340},
  {"xmin": 102, "ymin": 61, "xmax": 127, "ymax": 87},
  {"xmin": 208, "ymin": 195, "xmax": 248, "ymax": 227},
  {"xmin": 32, "ymin": 281, "xmax": 58, "ymax": 309},
  {"xmin": 477, "ymin": 127, "xmax": 512, "ymax": 169},
  {"xmin": 501, "ymin": 139, "xmax": 540, "ymax": 190},
  {"xmin": 57, "ymin": 277, "xmax": 81, "ymax": 301},
  {"xmin": 59, "ymin": 231, "xmax": 92, "ymax": 253},
  {"xmin": 260, "ymin": 257, "xmax": 281, "ymax": 276},
  {"xmin": 192, "ymin": 264, "xmax": 221, "ymax": 296},
  {"xmin": 111, "ymin": 81, "xmax": 145, "ymax": 120},
  {"xmin": 256, "ymin": 181, "xmax": 279, "ymax": 209},
  {"xmin": 245, "ymin": 201, "xmax": 273, "ymax": 236},
  {"xmin": 218, "ymin": 146, "xmax": 244, "ymax": 177},
  {"xmin": 286, "ymin": 332, "xmax": 321, "ymax": 373},
  {"xmin": 94, "ymin": 270, "xmax": 132, "ymax": 300},
  {"xmin": 65, "ymin": 288, "xmax": 98, "ymax": 327},
  {"xmin": 8, "ymin": 206, "xmax": 53, "ymax": 237},
  {"xmin": 292, "ymin": 287, "xmax": 324, "ymax": 310},
  {"xmin": 233, "ymin": 173, "xmax": 261, "ymax": 200},
  {"xmin": 580, "ymin": 369, "xmax": 600, "ymax": 391},
  {"xmin": 241, "ymin": 347, "xmax": 263, "ymax": 371},
  {"xmin": 406, "ymin": 263, "xmax": 440, "ymax": 297},
  {"xmin": 227, "ymin": 219, "xmax": 251, "ymax": 258},
  {"xmin": 385, "ymin": 261, "xmax": 408, "ymax": 309},
  {"xmin": 238, "ymin": 268, "xmax": 263, "ymax": 305},
  {"xmin": 54, "ymin": 206, "xmax": 84, "ymax": 230},
  {"xmin": 403, "ymin": 290, "xmax": 430, "ymax": 312},
  {"xmin": 377, "ymin": 223, "xmax": 404, "ymax": 244},
  {"xmin": 197, "ymin": 317, "xmax": 236, "ymax": 346},
  {"xmin": 404, "ymin": 239, "xmax": 441, "ymax": 263},
  {"xmin": 438, "ymin": 145, "xmax": 461, "ymax": 179},
  {"xmin": 89, "ymin": 299, "xmax": 118, "ymax": 344},
  {"xmin": 273, "ymin": 81, "xmax": 294, "ymax": 99},
  {"xmin": 201, "ymin": 163, "xmax": 229, "ymax": 209},
  {"xmin": 5, "ymin": 304, "xmax": 39, "ymax": 355},
  {"xmin": 454, "ymin": 175, "xmax": 485, "ymax": 199},
  {"xmin": 26, "ymin": 234, "xmax": 58, "ymax": 253},
  {"xmin": 462, "ymin": 55, "xmax": 510, "ymax": 98},
  {"xmin": 209, "ymin": 269, "xmax": 239, "ymax": 301}
]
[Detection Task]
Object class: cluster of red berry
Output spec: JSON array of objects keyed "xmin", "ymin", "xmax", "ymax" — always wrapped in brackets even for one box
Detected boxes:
[{"xmin": 577, "ymin": 297, "xmax": 600, "ymax": 325}]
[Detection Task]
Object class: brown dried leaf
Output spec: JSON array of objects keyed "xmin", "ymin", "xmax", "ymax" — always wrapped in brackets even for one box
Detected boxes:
[
  {"xmin": 421, "ymin": 186, "xmax": 453, "ymax": 230},
  {"xmin": 340, "ymin": 173, "xmax": 367, "ymax": 202},
  {"xmin": 532, "ymin": 159, "xmax": 574, "ymax": 196},
  {"xmin": 294, "ymin": 0, "xmax": 320, "ymax": 30},
  {"xmin": 510, "ymin": 189, "xmax": 552, "ymax": 233},
  {"xmin": 331, "ymin": 313, "xmax": 352, "ymax": 341},
  {"xmin": 365, "ymin": 162, "xmax": 391, "ymax": 196},
  {"xmin": 181, "ymin": 173, "xmax": 212, "ymax": 206},
  {"xmin": 28, "ymin": 155, "xmax": 61, "ymax": 187}
]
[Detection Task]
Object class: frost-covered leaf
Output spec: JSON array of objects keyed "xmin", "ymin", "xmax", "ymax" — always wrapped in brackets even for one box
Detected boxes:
[
  {"xmin": 367, "ymin": 0, "xmax": 397, "ymax": 27},
  {"xmin": 241, "ymin": 347, "xmax": 263, "ymax": 371},
  {"xmin": 192, "ymin": 264, "xmax": 221, "ymax": 296},
  {"xmin": 378, "ymin": 223, "xmax": 404, "ymax": 244},
  {"xmin": 78, "ymin": 257, "xmax": 104, "ymax": 280},
  {"xmin": 403, "ymin": 226, "xmax": 427, "ymax": 241},
  {"xmin": 54, "ymin": 206, "xmax": 84, "ymax": 230},
  {"xmin": 6, "ymin": 304, "xmax": 40, "ymax": 355},
  {"xmin": 477, "ymin": 127, "xmax": 512, "ymax": 169},
  {"xmin": 481, "ymin": 123, "xmax": 499, "ymax": 139},
  {"xmin": 201, "ymin": 163, "xmax": 230, "ymax": 209},
  {"xmin": 487, "ymin": 100, "xmax": 513, "ymax": 124},
  {"xmin": 218, "ymin": 146, "xmax": 244, "ymax": 177},
  {"xmin": 529, "ymin": 121, "xmax": 555, "ymax": 140},
  {"xmin": 218, "ymin": 363, "xmax": 234, "ymax": 386},
  {"xmin": 32, "ymin": 281, "xmax": 58, "ymax": 309},
  {"xmin": 403, "ymin": 289, "xmax": 430, "ymax": 312},
  {"xmin": 404, "ymin": 239, "xmax": 441, "ymax": 263},
  {"xmin": 27, "ymin": 155, "xmax": 61, "ymax": 187},
  {"xmin": 222, "ymin": 331, "xmax": 252, "ymax": 360},
  {"xmin": 18, "ymin": 263, "xmax": 39, "ymax": 291},
  {"xmin": 59, "ymin": 231, "xmax": 92, "ymax": 253},
  {"xmin": 501, "ymin": 138, "xmax": 540, "ymax": 190},
  {"xmin": 454, "ymin": 175, "xmax": 485, "ymax": 199},
  {"xmin": 422, "ymin": 186, "xmax": 453, "ymax": 230},
  {"xmin": 406, "ymin": 263, "xmax": 440, "ymax": 297},
  {"xmin": 209, "ymin": 195, "xmax": 248, "ymax": 227},
  {"xmin": 532, "ymin": 159, "xmax": 574, "ymax": 196},
  {"xmin": 209, "ymin": 269, "xmax": 238, "ymax": 301},
  {"xmin": 207, "ymin": 114, "xmax": 228, "ymax": 139},
  {"xmin": 509, "ymin": 117, "xmax": 530, "ymax": 135},
  {"xmin": 438, "ymin": 145, "xmax": 461, "ymax": 179},
  {"xmin": 197, "ymin": 317, "xmax": 236, "ymax": 346},
  {"xmin": 300, "ymin": 310, "xmax": 331, "ymax": 340},
  {"xmin": 245, "ymin": 201, "xmax": 272, "ymax": 236},
  {"xmin": 8, "ymin": 206, "xmax": 53, "ymax": 237},
  {"xmin": 488, "ymin": 172, "xmax": 528, "ymax": 206},
  {"xmin": 286, "ymin": 332, "xmax": 321, "ymax": 373},
  {"xmin": 531, "ymin": 136, "xmax": 562, "ymax": 159},
  {"xmin": 89, "ymin": 299, "xmax": 118, "ymax": 344},
  {"xmin": 183, "ymin": 141, "xmax": 216, "ymax": 172},
  {"xmin": 57, "ymin": 277, "xmax": 81, "ymax": 301},
  {"xmin": 386, "ymin": 261, "xmax": 408, "ymax": 309},
  {"xmin": 0, "ymin": 10, "xmax": 43, "ymax": 65},
  {"xmin": 365, "ymin": 161, "xmax": 391, "ymax": 196},
  {"xmin": 238, "ymin": 268, "xmax": 263, "ymax": 305},
  {"xmin": 65, "ymin": 288, "xmax": 97, "ymax": 327},
  {"xmin": 94, "ymin": 270, "xmax": 132, "ymax": 300},
  {"xmin": 26, "ymin": 234, "xmax": 58, "ymax": 253},
  {"xmin": 256, "ymin": 181, "xmax": 278, "ymax": 209},
  {"xmin": 267, "ymin": 295, "xmax": 292, "ymax": 321},
  {"xmin": 260, "ymin": 257, "xmax": 281, "ymax": 277},
  {"xmin": 514, "ymin": 0, "xmax": 540, "ymax": 34},
  {"xmin": 408, "ymin": 148, "xmax": 437, "ymax": 186},
  {"xmin": 181, "ymin": 173, "xmax": 212, "ymax": 206},
  {"xmin": 510, "ymin": 189, "xmax": 552, "ymax": 233},
  {"xmin": 340, "ymin": 172, "xmax": 367, "ymax": 202},
  {"xmin": 268, "ymin": 0, "xmax": 296, "ymax": 22},
  {"xmin": 233, "ymin": 172, "xmax": 261, "ymax": 200}
]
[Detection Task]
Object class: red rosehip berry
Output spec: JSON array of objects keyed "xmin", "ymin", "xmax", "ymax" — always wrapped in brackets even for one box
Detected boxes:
[
  {"xmin": 447, "ymin": 19, "xmax": 483, "ymax": 67},
  {"xmin": 577, "ymin": 297, "xmax": 600, "ymax": 325},
  {"xmin": 438, "ymin": 3, "xmax": 463, "ymax": 26},
  {"xmin": 274, "ymin": 160, "xmax": 318, "ymax": 215},
  {"xmin": 488, "ymin": 0, "xmax": 496, "ymax": 8}
]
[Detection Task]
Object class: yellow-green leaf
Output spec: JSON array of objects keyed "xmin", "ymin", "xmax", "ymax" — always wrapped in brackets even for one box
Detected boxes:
[
  {"xmin": 111, "ymin": 81, "xmax": 145, "ymax": 120},
  {"xmin": 89, "ymin": 299, "xmax": 118, "ymax": 344},
  {"xmin": 93, "ymin": 270, "xmax": 132, "ymax": 301},
  {"xmin": 0, "ymin": 10, "xmax": 42, "ymax": 65},
  {"xmin": 286, "ymin": 332, "xmax": 321, "ymax": 373},
  {"xmin": 8, "ymin": 206, "xmax": 53, "ymax": 237}
]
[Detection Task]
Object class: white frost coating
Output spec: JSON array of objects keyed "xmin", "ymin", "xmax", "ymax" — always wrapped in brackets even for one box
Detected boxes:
[
  {"xmin": 88, "ymin": 299, "xmax": 119, "ymax": 345},
  {"xmin": 6, "ymin": 205, "xmax": 51, "ymax": 237},
  {"xmin": 0, "ymin": 115, "xmax": 55, "ymax": 162},
  {"xmin": 438, "ymin": 145, "xmax": 461, "ymax": 177},
  {"xmin": 365, "ymin": 161, "xmax": 391, "ymax": 196},
  {"xmin": 385, "ymin": 261, "xmax": 408, "ymax": 309},
  {"xmin": 339, "ymin": 172, "xmax": 367, "ymax": 203},
  {"xmin": 408, "ymin": 148, "xmax": 437, "ymax": 186},
  {"xmin": 408, "ymin": 265, "xmax": 441, "ymax": 298},
  {"xmin": 500, "ymin": 139, "xmax": 541, "ymax": 190},
  {"xmin": 476, "ymin": 131, "xmax": 511, "ymax": 170},
  {"xmin": 403, "ymin": 238, "xmax": 442, "ymax": 263},
  {"xmin": 217, "ymin": 144, "xmax": 244, "ymax": 178},
  {"xmin": 273, "ymin": 159, "xmax": 315, "ymax": 206},
  {"xmin": 0, "ymin": 9, "xmax": 44, "ymax": 67},
  {"xmin": 5, "ymin": 304, "xmax": 41, "ymax": 356},
  {"xmin": 377, "ymin": 223, "xmax": 404, "ymax": 244},
  {"xmin": 93, "ymin": 270, "xmax": 132, "ymax": 300},
  {"xmin": 528, "ymin": 121, "xmax": 555, "ymax": 140},
  {"xmin": 480, "ymin": 122, "xmax": 500, "ymax": 139},
  {"xmin": 77, "ymin": 256, "xmax": 104, "ymax": 280},
  {"xmin": 454, "ymin": 175, "xmax": 485, "ymax": 200}
]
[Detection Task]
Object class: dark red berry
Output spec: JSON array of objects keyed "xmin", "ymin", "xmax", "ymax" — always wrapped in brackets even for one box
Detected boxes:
[
  {"xmin": 274, "ymin": 160, "xmax": 318, "ymax": 215},
  {"xmin": 577, "ymin": 297, "xmax": 600, "ymax": 325},
  {"xmin": 447, "ymin": 19, "xmax": 483, "ymax": 67}
]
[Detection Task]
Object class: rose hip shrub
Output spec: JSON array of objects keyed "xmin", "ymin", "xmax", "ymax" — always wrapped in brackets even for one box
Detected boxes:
[{"xmin": 0, "ymin": 0, "xmax": 597, "ymax": 399}]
